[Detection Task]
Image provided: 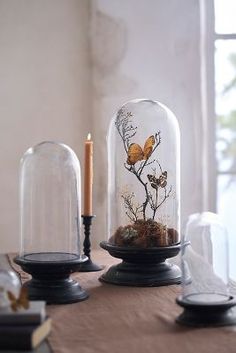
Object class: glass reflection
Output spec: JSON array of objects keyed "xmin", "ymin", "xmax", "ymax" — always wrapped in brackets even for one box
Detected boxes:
[{"xmin": 181, "ymin": 212, "xmax": 229, "ymax": 304}]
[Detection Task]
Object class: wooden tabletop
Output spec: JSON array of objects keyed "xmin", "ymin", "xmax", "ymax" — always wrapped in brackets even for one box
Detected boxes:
[{"xmin": 4, "ymin": 251, "xmax": 236, "ymax": 353}]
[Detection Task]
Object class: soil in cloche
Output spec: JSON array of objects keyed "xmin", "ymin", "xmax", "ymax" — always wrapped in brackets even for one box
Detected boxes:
[{"xmin": 109, "ymin": 219, "xmax": 178, "ymax": 247}]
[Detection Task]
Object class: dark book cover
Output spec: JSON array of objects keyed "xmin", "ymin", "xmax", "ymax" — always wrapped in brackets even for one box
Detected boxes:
[{"xmin": 0, "ymin": 317, "xmax": 51, "ymax": 350}]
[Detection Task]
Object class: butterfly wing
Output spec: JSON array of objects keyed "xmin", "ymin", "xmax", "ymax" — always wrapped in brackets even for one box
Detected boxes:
[
  {"xmin": 127, "ymin": 143, "xmax": 144, "ymax": 165},
  {"xmin": 7, "ymin": 288, "xmax": 29, "ymax": 312},
  {"xmin": 158, "ymin": 171, "xmax": 168, "ymax": 188},
  {"xmin": 147, "ymin": 174, "xmax": 155, "ymax": 183},
  {"xmin": 18, "ymin": 287, "xmax": 29, "ymax": 310},
  {"xmin": 143, "ymin": 135, "xmax": 155, "ymax": 159},
  {"xmin": 147, "ymin": 174, "xmax": 159, "ymax": 189},
  {"xmin": 7, "ymin": 291, "xmax": 18, "ymax": 312}
]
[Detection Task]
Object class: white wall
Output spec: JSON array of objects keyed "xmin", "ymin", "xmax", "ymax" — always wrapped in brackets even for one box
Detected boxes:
[
  {"xmin": 0, "ymin": 0, "xmax": 204, "ymax": 252},
  {"xmin": 0, "ymin": 0, "xmax": 91, "ymax": 252}
]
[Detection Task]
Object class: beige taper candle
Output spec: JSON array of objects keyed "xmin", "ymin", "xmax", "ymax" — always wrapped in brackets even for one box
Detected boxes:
[{"xmin": 84, "ymin": 133, "xmax": 93, "ymax": 216}]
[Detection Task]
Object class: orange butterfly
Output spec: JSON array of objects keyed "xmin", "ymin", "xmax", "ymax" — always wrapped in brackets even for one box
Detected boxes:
[
  {"xmin": 7, "ymin": 287, "xmax": 29, "ymax": 312},
  {"xmin": 127, "ymin": 135, "xmax": 155, "ymax": 165}
]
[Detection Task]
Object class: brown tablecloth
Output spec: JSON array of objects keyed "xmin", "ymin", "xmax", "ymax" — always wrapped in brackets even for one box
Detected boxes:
[{"xmin": 9, "ymin": 250, "xmax": 236, "ymax": 353}]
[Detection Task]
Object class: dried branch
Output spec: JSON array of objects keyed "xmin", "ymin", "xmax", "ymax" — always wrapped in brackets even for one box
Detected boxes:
[
  {"xmin": 152, "ymin": 185, "xmax": 172, "ymax": 219},
  {"xmin": 137, "ymin": 159, "xmax": 155, "ymax": 175},
  {"xmin": 121, "ymin": 193, "xmax": 142, "ymax": 222},
  {"xmin": 116, "ymin": 112, "xmax": 172, "ymax": 222},
  {"xmin": 115, "ymin": 109, "xmax": 137, "ymax": 152},
  {"xmin": 122, "ymin": 132, "xmax": 161, "ymax": 220},
  {"xmin": 155, "ymin": 158, "xmax": 163, "ymax": 174}
]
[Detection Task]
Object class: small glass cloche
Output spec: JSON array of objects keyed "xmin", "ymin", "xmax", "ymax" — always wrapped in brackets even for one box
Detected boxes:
[
  {"xmin": 176, "ymin": 212, "xmax": 236, "ymax": 326},
  {"xmin": 100, "ymin": 98, "xmax": 181, "ymax": 286},
  {"xmin": 0, "ymin": 269, "xmax": 20, "ymax": 311},
  {"xmin": 15, "ymin": 142, "xmax": 88, "ymax": 304}
]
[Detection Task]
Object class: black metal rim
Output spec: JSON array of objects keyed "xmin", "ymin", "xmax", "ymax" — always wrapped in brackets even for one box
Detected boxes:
[
  {"xmin": 176, "ymin": 295, "xmax": 236, "ymax": 311},
  {"xmin": 14, "ymin": 253, "xmax": 88, "ymax": 267},
  {"xmin": 100, "ymin": 241, "xmax": 180, "ymax": 257}
]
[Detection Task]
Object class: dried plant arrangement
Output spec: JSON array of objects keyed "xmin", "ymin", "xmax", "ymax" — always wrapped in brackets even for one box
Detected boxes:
[{"xmin": 110, "ymin": 108, "xmax": 178, "ymax": 247}]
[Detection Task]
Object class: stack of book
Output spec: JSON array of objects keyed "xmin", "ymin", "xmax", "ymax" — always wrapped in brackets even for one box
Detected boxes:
[{"xmin": 0, "ymin": 301, "xmax": 51, "ymax": 350}]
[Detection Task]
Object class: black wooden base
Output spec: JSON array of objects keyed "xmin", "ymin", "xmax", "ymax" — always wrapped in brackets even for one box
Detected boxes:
[
  {"xmin": 100, "ymin": 241, "xmax": 181, "ymax": 287},
  {"xmin": 22, "ymin": 277, "xmax": 88, "ymax": 304},
  {"xmin": 100, "ymin": 261, "xmax": 181, "ymax": 286},
  {"xmin": 78, "ymin": 258, "xmax": 103, "ymax": 272},
  {"xmin": 14, "ymin": 253, "xmax": 89, "ymax": 304},
  {"xmin": 176, "ymin": 295, "xmax": 236, "ymax": 327}
]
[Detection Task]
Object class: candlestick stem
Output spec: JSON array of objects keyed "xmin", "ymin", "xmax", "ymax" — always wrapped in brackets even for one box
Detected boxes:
[
  {"xmin": 79, "ymin": 215, "xmax": 103, "ymax": 272},
  {"xmin": 83, "ymin": 215, "xmax": 93, "ymax": 258}
]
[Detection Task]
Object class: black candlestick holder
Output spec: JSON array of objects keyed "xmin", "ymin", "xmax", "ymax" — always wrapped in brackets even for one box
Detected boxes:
[{"xmin": 78, "ymin": 215, "xmax": 103, "ymax": 272}]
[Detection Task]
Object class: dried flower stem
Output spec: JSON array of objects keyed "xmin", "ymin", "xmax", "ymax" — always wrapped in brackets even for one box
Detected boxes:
[
  {"xmin": 115, "ymin": 109, "xmax": 172, "ymax": 222},
  {"xmin": 121, "ymin": 193, "xmax": 142, "ymax": 222}
]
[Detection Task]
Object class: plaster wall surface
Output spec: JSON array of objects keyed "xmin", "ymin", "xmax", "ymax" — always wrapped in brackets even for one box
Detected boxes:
[
  {"xmin": 0, "ymin": 0, "xmax": 203, "ymax": 252},
  {"xmin": 0, "ymin": 0, "xmax": 91, "ymax": 252}
]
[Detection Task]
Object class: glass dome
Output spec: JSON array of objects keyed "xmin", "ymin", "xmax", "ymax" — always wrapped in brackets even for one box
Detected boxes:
[
  {"xmin": 0, "ymin": 270, "xmax": 20, "ymax": 310},
  {"xmin": 107, "ymin": 99, "xmax": 180, "ymax": 248},
  {"xmin": 19, "ymin": 141, "xmax": 81, "ymax": 262},
  {"xmin": 180, "ymin": 212, "xmax": 230, "ymax": 304}
]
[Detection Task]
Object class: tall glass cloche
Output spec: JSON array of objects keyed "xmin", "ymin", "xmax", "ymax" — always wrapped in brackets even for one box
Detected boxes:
[
  {"xmin": 15, "ymin": 142, "xmax": 88, "ymax": 304},
  {"xmin": 100, "ymin": 99, "xmax": 181, "ymax": 286},
  {"xmin": 176, "ymin": 212, "xmax": 236, "ymax": 326}
]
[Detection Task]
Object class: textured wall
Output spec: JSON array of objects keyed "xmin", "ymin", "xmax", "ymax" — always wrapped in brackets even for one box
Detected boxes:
[
  {"xmin": 0, "ymin": 0, "xmax": 203, "ymax": 252},
  {"xmin": 0, "ymin": 0, "xmax": 91, "ymax": 252}
]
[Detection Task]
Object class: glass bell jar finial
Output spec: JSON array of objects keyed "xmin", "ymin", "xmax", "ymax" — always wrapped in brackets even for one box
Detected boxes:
[
  {"xmin": 176, "ymin": 212, "xmax": 236, "ymax": 326},
  {"xmin": 100, "ymin": 98, "xmax": 181, "ymax": 286},
  {"xmin": 14, "ymin": 141, "xmax": 88, "ymax": 304}
]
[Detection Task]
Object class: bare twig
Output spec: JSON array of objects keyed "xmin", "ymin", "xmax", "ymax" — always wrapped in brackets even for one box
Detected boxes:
[
  {"xmin": 121, "ymin": 193, "xmax": 142, "ymax": 222},
  {"xmin": 116, "ymin": 112, "xmax": 171, "ymax": 222},
  {"xmin": 115, "ymin": 109, "xmax": 137, "ymax": 152},
  {"xmin": 155, "ymin": 158, "xmax": 163, "ymax": 174}
]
